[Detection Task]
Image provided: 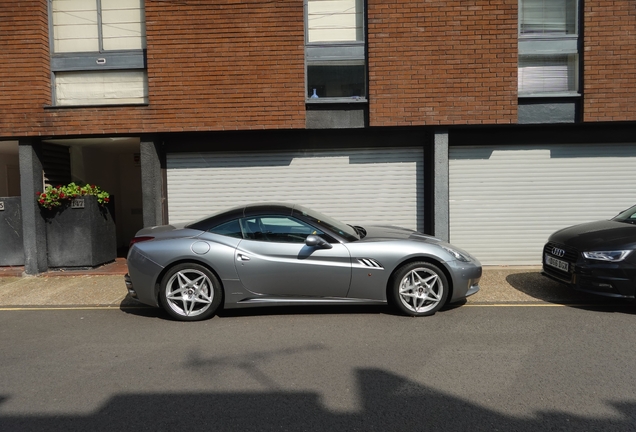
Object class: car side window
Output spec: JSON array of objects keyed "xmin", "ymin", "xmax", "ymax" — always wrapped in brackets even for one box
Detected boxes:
[
  {"xmin": 208, "ymin": 219, "xmax": 243, "ymax": 238},
  {"xmin": 240, "ymin": 216, "xmax": 325, "ymax": 243}
]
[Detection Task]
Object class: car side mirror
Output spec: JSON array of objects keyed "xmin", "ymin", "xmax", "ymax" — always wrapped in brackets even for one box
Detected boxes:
[{"xmin": 305, "ymin": 235, "xmax": 333, "ymax": 249}]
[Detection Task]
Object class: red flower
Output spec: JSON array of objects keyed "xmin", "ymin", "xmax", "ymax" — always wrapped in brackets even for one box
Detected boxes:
[
  {"xmin": 104, "ymin": 197, "xmax": 110, "ymax": 203},
  {"xmin": 60, "ymin": 193, "xmax": 65, "ymax": 198},
  {"xmin": 41, "ymin": 193, "xmax": 47, "ymax": 198},
  {"xmin": 38, "ymin": 199, "xmax": 44, "ymax": 204}
]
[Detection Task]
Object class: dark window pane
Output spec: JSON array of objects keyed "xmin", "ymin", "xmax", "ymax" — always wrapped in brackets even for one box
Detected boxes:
[
  {"xmin": 241, "ymin": 216, "xmax": 325, "ymax": 243},
  {"xmin": 209, "ymin": 219, "xmax": 243, "ymax": 238},
  {"xmin": 307, "ymin": 65, "xmax": 366, "ymax": 98}
]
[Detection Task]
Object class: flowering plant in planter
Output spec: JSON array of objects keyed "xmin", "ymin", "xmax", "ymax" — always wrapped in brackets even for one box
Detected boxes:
[{"xmin": 37, "ymin": 183, "xmax": 110, "ymax": 210}]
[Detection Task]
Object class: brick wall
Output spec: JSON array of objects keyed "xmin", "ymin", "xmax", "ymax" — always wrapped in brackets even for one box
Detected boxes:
[
  {"xmin": 368, "ymin": 0, "xmax": 518, "ymax": 126},
  {"xmin": 0, "ymin": 2, "xmax": 50, "ymax": 135},
  {"xmin": 584, "ymin": 1, "xmax": 636, "ymax": 122},
  {"xmin": 6, "ymin": 1, "xmax": 636, "ymax": 136},
  {"xmin": 0, "ymin": 0, "xmax": 305, "ymax": 137}
]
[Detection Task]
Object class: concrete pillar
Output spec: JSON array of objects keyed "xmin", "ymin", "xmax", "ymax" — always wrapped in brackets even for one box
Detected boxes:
[
  {"xmin": 19, "ymin": 140, "xmax": 48, "ymax": 274},
  {"xmin": 433, "ymin": 130, "xmax": 449, "ymax": 242},
  {"xmin": 140, "ymin": 140, "xmax": 164, "ymax": 227}
]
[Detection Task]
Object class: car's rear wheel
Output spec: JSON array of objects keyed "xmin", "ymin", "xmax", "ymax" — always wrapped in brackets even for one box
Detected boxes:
[
  {"xmin": 159, "ymin": 263, "xmax": 222, "ymax": 321},
  {"xmin": 391, "ymin": 262, "xmax": 448, "ymax": 316}
]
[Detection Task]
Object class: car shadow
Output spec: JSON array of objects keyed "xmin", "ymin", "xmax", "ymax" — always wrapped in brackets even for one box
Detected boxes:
[
  {"xmin": 504, "ymin": 271, "xmax": 636, "ymax": 315},
  {"xmin": 118, "ymin": 297, "xmax": 469, "ymax": 320}
]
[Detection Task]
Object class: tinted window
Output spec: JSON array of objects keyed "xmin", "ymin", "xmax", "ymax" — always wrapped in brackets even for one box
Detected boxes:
[
  {"xmin": 293, "ymin": 205, "xmax": 359, "ymax": 242},
  {"xmin": 613, "ymin": 205, "xmax": 636, "ymax": 224},
  {"xmin": 209, "ymin": 219, "xmax": 243, "ymax": 238},
  {"xmin": 241, "ymin": 216, "xmax": 325, "ymax": 243}
]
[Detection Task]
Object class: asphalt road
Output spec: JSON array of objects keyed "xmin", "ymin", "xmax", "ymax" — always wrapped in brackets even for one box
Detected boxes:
[{"xmin": 1, "ymin": 303, "xmax": 635, "ymax": 431}]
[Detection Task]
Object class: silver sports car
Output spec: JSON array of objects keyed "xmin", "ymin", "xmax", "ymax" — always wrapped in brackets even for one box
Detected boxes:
[{"xmin": 125, "ymin": 203, "xmax": 481, "ymax": 321}]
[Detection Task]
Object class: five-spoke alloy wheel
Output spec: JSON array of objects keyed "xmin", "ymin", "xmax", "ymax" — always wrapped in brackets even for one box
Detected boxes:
[
  {"xmin": 159, "ymin": 263, "xmax": 222, "ymax": 321},
  {"xmin": 391, "ymin": 262, "xmax": 449, "ymax": 316}
]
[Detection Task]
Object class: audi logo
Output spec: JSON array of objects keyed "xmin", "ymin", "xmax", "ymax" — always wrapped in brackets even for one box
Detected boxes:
[{"xmin": 551, "ymin": 247, "xmax": 566, "ymax": 258}]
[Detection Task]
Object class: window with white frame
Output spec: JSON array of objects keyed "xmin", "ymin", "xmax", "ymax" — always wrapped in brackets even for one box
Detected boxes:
[
  {"xmin": 518, "ymin": 0, "xmax": 579, "ymax": 97},
  {"xmin": 50, "ymin": 0, "xmax": 148, "ymax": 106},
  {"xmin": 305, "ymin": 0, "xmax": 366, "ymax": 101}
]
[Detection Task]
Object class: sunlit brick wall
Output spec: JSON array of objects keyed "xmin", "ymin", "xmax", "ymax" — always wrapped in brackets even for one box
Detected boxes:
[
  {"xmin": 0, "ymin": 0, "xmax": 306, "ymax": 137},
  {"xmin": 583, "ymin": 1, "xmax": 636, "ymax": 122},
  {"xmin": 367, "ymin": 0, "xmax": 518, "ymax": 126}
]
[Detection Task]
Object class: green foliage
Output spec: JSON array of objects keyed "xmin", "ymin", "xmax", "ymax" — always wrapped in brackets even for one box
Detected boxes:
[{"xmin": 37, "ymin": 183, "xmax": 110, "ymax": 210}]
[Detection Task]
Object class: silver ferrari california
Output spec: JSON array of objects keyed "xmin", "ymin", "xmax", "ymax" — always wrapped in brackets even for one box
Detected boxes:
[{"xmin": 125, "ymin": 203, "xmax": 481, "ymax": 321}]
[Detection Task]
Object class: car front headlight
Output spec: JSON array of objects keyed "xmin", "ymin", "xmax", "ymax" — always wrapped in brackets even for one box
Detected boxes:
[
  {"xmin": 441, "ymin": 245, "xmax": 471, "ymax": 262},
  {"xmin": 582, "ymin": 250, "xmax": 632, "ymax": 262}
]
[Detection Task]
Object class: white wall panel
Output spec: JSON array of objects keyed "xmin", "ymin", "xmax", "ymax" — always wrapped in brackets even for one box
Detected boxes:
[
  {"xmin": 167, "ymin": 148, "xmax": 424, "ymax": 231},
  {"xmin": 449, "ymin": 144, "xmax": 636, "ymax": 265}
]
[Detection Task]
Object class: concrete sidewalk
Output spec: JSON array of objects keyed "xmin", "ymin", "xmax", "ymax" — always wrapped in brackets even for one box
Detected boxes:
[{"xmin": 0, "ymin": 265, "xmax": 615, "ymax": 308}]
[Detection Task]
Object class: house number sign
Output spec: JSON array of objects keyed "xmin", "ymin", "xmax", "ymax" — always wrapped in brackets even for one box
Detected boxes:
[
  {"xmin": 71, "ymin": 198, "xmax": 85, "ymax": 209},
  {"xmin": 0, "ymin": 201, "xmax": 4, "ymax": 211}
]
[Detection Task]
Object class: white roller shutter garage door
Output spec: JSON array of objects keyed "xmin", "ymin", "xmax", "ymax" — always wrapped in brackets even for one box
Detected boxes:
[
  {"xmin": 450, "ymin": 143, "xmax": 636, "ymax": 265},
  {"xmin": 167, "ymin": 148, "xmax": 424, "ymax": 231}
]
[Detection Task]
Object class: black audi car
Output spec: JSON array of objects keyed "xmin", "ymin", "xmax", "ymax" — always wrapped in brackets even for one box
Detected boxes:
[{"xmin": 542, "ymin": 204, "xmax": 636, "ymax": 298}]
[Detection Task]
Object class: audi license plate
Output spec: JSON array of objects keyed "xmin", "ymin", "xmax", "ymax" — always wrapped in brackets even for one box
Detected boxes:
[{"xmin": 545, "ymin": 254, "xmax": 568, "ymax": 272}]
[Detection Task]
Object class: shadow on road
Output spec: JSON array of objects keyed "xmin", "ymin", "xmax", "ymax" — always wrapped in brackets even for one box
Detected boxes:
[
  {"xmin": 2, "ymin": 368, "xmax": 635, "ymax": 431},
  {"xmin": 506, "ymin": 271, "xmax": 636, "ymax": 314}
]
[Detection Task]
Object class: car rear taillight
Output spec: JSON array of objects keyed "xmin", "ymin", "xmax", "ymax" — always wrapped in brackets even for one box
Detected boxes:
[{"xmin": 129, "ymin": 236, "xmax": 154, "ymax": 247}]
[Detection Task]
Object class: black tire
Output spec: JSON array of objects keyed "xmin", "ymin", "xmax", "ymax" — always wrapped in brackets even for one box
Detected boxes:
[
  {"xmin": 159, "ymin": 263, "xmax": 222, "ymax": 321},
  {"xmin": 390, "ymin": 262, "xmax": 449, "ymax": 317}
]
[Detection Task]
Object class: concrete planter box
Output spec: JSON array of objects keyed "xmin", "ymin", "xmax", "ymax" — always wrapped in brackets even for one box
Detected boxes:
[
  {"xmin": 0, "ymin": 197, "xmax": 24, "ymax": 266},
  {"xmin": 43, "ymin": 196, "xmax": 116, "ymax": 268}
]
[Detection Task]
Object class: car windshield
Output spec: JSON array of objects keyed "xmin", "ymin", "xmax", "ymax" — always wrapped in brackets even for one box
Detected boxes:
[
  {"xmin": 294, "ymin": 205, "xmax": 360, "ymax": 242},
  {"xmin": 612, "ymin": 205, "xmax": 636, "ymax": 224}
]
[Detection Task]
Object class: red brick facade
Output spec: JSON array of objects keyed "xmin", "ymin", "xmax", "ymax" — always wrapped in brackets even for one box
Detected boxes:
[
  {"xmin": 0, "ymin": 0, "xmax": 306, "ymax": 137},
  {"xmin": 2, "ymin": 1, "xmax": 636, "ymax": 137},
  {"xmin": 367, "ymin": 0, "xmax": 518, "ymax": 126},
  {"xmin": 583, "ymin": 1, "xmax": 636, "ymax": 122},
  {"xmin": 144, "ymin": 0, "xmax": 306, "ymax": 132},
  {"xmin": 0, "ymin": 2, "xmax": 50, "ymax": 135}
]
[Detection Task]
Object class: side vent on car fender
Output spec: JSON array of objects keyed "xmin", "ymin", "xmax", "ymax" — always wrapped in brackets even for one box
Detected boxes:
[{"xmin": 357, "ymin": 258, "xmax": 384, "ymax": 269}]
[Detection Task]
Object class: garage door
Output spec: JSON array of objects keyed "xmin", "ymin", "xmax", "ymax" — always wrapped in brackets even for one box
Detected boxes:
[
  {"xmin": 167, "ymin": 148, "xmax": 424, "ymax": 231},
  {"xmin": 450, "ymin": 143, "xmax": 636, "ymax": 265}
]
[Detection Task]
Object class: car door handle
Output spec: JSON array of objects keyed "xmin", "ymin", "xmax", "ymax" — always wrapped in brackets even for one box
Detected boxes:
[{"xmin": 237, "ymin": 253, "xmax": 250, "ymax": 262}]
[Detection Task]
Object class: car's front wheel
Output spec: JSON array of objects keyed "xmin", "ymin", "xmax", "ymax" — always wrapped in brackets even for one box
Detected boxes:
[
  {"xmin": 391, "ymin": 262, "xmax": 449, "ymax": 316},
  {"xmin": 159, "ymin": 263, "xmax": 222, "ymax": 321}
]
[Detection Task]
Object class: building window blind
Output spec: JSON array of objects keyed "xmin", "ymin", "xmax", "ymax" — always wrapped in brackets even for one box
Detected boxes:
[
  {"xmin": 518, "ymin": 55, "xmax": 578, "ymax": 95},
  {"xmin": 52, "ymin": 0, "xmax": 146, "ymax": 53},
  {"xmin": 307, "ymin": 0, "xmax": 364, "ymax": 43},
  {"xmin": 50, "ymin": 0, "xmax": 147, "ymax": 106},
  {"xmin": 519, "ymin": 0, "xmax": 577, "ymax": 35},
  {"xmin": 55, "ymin": 70, "xmax": 148, "ymax": 106}
]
